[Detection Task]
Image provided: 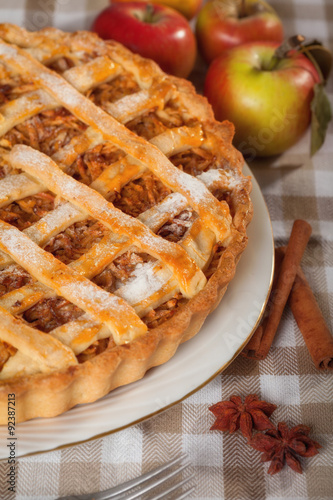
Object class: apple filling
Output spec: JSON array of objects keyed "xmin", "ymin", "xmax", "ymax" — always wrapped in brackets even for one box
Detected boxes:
[
  {"xmin": 0, "ymin": 82, "xmax": 36, "ymax": 103},
  {"xmin": 48, "ymin": 56, "xmax": 75, "ymax": 73},
  {"xmin": 111, "ymin": 171, "xmax": 172, "ymax": 217},
  {"xmin": 142, "ymin": 293, "xmax": 183, "ymax": 329},
  {"xmin": 170, "ymin": 148, "xmax": 217, "ymax": 176},
  {"xmin": 212, "ymin": 187, "xmax": 235, "ymax": 218},
  {"xmin": 0, "ymin": 108, "xmax": 87, "ymax": 157},
  {"xmin": 127, "ymin": 111, "xmax": 169, "ymax": 140},
  {"xmin": 157, "ymin": 208, "xmax": 196, "ymax": 243},
  {"xmin": 156, "ymin": 100, "xmax": 186, "ymax": 128},
  {"xmin": 0, "ymin": 264, "xmax": 33, "ymax": 297},
  {"xmin": 77, "ymin": 338, "xmax": 113, "ymax": 363},
  {"xmin": 66, "ymin": 142, "xmax": 125, "ymax": 185},
  {"xmin": 87, "ymin": 73, "xmax": 140, "ymax": 105},
  {"xmin": 126, "ymin": 106, "xmax": 185, "ymax": 141},
  {"xmin": 0, "ymin": 192, "xmax": 55, "ymax": 230},
  {"xmin": 23, "ymin": 297, "xmax": 84, "ymax": 333},
  {"xmin": 44, "ymin": 218, "xmax": 108, "ymax": 265}
]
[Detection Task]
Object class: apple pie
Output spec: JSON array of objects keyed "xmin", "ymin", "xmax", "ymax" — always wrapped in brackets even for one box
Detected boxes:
[{"xmin": 0, "ymin": 24, "xmax": 252, "ymax": 423}]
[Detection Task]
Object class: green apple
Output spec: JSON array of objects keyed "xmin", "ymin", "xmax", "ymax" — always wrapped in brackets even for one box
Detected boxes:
[{"xmin": 204, "ymin": 42, "xmax": 321, "ymax": 157}]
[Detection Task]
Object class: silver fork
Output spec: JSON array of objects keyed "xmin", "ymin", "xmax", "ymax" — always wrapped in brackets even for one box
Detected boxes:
[{"xmin": 57, "ymin": 454, "xmax": 194, "ymax": 500}]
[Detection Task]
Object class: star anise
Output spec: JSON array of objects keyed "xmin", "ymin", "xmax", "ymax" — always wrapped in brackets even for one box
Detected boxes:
[
  {"xmin": 250, "ymin": 422, "xmax": 322, "ymax": 475},
  {"xmin": 209, "ymin": 394, "xmax": 277, "ymax": 439}
]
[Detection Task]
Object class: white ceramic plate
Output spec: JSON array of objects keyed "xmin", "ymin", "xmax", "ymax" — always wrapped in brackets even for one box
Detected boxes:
[{"xmin": 0, "ymin": 164, "xmax": 274, "ymax": 459}]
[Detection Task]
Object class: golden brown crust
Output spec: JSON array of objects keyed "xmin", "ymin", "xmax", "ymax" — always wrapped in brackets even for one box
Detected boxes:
[{"xmin": 0, "ymin": 24, "xmax": 253, "ymax": 424}]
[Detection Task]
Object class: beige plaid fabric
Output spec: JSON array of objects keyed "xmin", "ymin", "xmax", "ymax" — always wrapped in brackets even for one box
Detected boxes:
[{"xmin": 0, "ymin": 1, "xmax": 332, "ymax": 499}]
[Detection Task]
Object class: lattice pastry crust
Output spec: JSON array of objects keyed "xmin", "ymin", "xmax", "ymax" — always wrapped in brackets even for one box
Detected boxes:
[{"xmin": 0, "ymin": 24, "xmax": 252, "ymax": 423}]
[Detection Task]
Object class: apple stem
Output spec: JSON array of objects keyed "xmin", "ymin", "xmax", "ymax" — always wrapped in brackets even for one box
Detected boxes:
[
  {"xmin": 143, "ymin": 3, "xmax": 156, "ymax": 23},
  {"xmin": 240, "ymin": 0, "xmax": 247, "ymax": 18},
  {"xmin": 266, "ymin": 35, "xmax": 305, "ymax": 71}
]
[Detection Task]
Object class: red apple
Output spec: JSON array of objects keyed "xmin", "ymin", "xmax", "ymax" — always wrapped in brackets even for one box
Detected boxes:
[
  {"xmin": 196, "ymin": 0, "xmax": 283, "ymax": 64},
  {"xmin": 112, "ymin": 0, "xmax": 203, "ymax": 20},
  {"xmin": 92, "ymin": 2, "xmax": 197, "ymax": 78},
  {"xmin": 204, "ymin": 42, "xmax": 320, "ymax": 157}
]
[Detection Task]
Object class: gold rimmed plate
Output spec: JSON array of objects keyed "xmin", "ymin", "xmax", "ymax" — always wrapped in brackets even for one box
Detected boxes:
[{"xmin": 0, "ymin": 164, "xmax": 274, "ymax": 459}]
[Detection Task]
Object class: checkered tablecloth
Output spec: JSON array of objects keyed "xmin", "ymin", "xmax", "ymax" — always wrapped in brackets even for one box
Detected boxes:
[{"xmin": 0, "ymin": 1, "xmax": 332, "ymax": 499}]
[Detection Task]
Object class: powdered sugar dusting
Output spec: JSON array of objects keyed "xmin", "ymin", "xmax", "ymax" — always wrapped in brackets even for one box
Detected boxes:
[
  {"xmin": 0, "ymin": 224, "xmax": 43, "ymax": 268},
  {"xmin": 198, "ymin": 169, "xmax": 243, "ymax": 190},
  {"xmin": 153, "ymin": 192, "xmax": 186, "ymax": 216},
  {"xmin": 61, "ymin": 279, "xmax": 127, "ymax": 313},
  {"xmin": 174, "ymin": 170, "xmax": 210, "ymax": 204},
  {"xmin": 60, "ymin": 279, "xmax": 147, "ymax": 339},
  {"xmin": 198, "ymin": 169, "xmax": 224, "ymax": 185},
  {"xmin": 117, "ymin": 261, "xmax": 165, "ymax": 305},
  {"xmin": 0, "ymin": 42, "xmax": 17, "ymax": 58}
]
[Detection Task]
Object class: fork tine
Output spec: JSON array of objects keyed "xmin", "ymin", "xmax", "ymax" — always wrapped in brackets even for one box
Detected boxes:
[
  {"xmin": 94, "ymin": 454, "xmax": 187, "ymax": 500},
  {"xmin": 112, "ymin": 462, "xmax": 191, "ymax": 500},
  {"xmin": 56, "ymin": 454, "xmax": 190, "ymax": 500},
  {"xmin": 174, "ymin": 486, "xmax": 196, "ymax": 500},
  {"xmin": 148, "ymin": 473, "xmax": 195, "ymax": 500}
]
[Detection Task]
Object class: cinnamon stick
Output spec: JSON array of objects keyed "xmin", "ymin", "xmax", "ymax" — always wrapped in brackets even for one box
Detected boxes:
[
  {"xmin": 289, "ymin": 266, "xmax": 333, "ymax": 370},
  {"xmin": 241, "ymin": 247, "xmax": 284, "ymax": 358},
  {"xmin": 242, "ymin": 220, "xmax": 312, "ymax": 360}
]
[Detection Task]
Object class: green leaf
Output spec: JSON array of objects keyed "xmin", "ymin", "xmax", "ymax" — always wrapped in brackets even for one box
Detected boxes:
[
  {"xmin": 310, "ymin": 83, "xmax": 332, "ymax": 156},
  {"xmin": 301, "ymin": 41, "xmax": 332, "ymax": 82}
]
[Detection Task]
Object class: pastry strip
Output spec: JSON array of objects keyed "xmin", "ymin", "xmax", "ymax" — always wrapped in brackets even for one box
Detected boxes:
[
  {"xmin": 0, "ymin": 89, "xmax": 56, "ymax": 136},
  {"xmin": 0, "ymin": 304, "xmax": 77, "ymax": 380},
  {"xmin": 0, "ymin": 173, "xmax": 44, "ymax": 207},
  {"xmin": 63, "ymin": 55, "xmax": 120, "ymax": 92},
  {"xmin": 10, "ymin": 145, "xmax": 206, "ymax": 297},
  {"xmin": 0, "ymin": 221, "xmax": 147, "ymax": 344}
]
